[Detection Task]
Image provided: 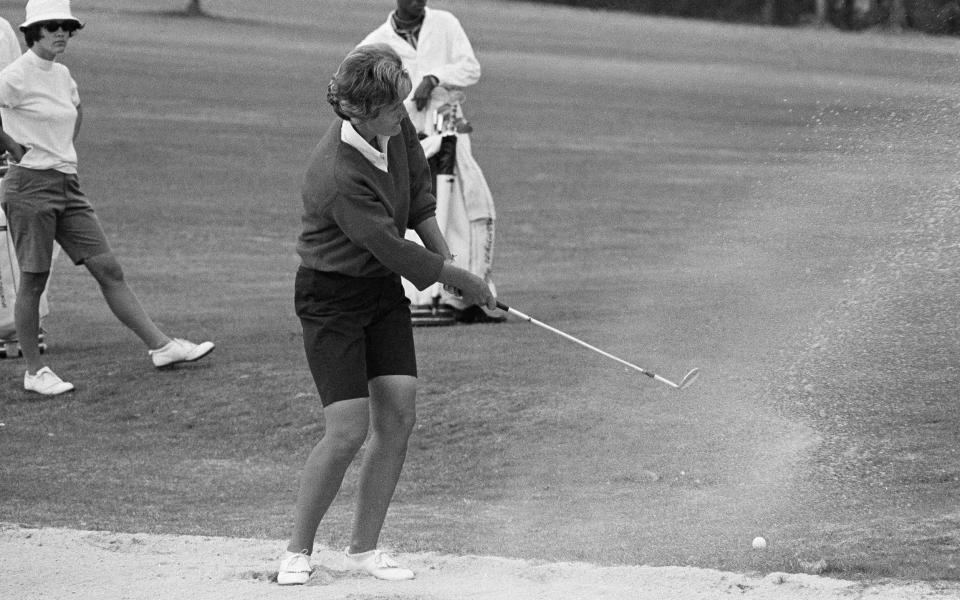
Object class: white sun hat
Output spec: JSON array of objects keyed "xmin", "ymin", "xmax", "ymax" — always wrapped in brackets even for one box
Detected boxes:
[{"xmin": 19, "ymin": 0, "xmax": 83, "ymax": 31}]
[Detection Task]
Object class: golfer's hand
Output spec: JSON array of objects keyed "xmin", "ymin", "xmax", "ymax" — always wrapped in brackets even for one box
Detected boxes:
[
  {"xmin": 438, "ymin": 261, "xmax": 496, "ymax": 310},
  {"xmin": 413, "ymin": 76, "xmax": 438, "ymax": 111},
  {"xmin": 458, "ymin": 275, "xmax": 496, "ymax": 310}
]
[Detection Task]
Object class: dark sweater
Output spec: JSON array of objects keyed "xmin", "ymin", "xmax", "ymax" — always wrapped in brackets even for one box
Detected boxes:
[{"xmin": 296, "ymin": 117, "xmax": 444, "ymax": 290}]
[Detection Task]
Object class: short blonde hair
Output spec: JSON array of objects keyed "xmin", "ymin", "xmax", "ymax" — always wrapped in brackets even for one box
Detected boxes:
[{"xmin": 327, "ymin": 44, "xmax": 412, "ymax": 121}]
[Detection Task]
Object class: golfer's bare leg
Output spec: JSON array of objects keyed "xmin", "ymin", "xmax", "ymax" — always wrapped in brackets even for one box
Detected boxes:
[
  {"xmin": 15, "ymin": 270, "xmax": 49, "ymax": 374},
  {"xmin": 287, "ymin": 397, "xmax": 370, "ymax": 554},
  {"xmin": 83, "ymin": 252, "xmax": 169, "ymax": 349},
  {"xmin": 348, "ymin": 375, "xmax": 417, "ymax": 554}
]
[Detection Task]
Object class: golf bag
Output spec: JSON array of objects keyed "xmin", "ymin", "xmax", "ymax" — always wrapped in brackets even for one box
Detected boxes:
[
  {"xmin": 402, "ymin": 86, "xmax": 498, "ymax": 325},
  {"xmin": 0, "ymin": 171, "xmax": 54, "ymax": 358}
]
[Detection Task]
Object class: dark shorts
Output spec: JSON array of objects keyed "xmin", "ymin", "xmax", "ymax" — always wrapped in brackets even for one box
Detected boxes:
[
  {"xmin": 295, "ymin": 267, "xmax": 417, "ymax": 406},
  {"xmin": 0, "ymin": 166, "xmax": 112, "ymax": 273}
]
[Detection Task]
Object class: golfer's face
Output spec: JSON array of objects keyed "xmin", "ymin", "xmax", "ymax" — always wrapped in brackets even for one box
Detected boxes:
[{"xmin": 365, "ymin": 100, "xmax": 407, "ymax": 137}]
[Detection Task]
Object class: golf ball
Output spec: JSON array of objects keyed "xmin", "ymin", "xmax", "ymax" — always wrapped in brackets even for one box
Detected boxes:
[{"xmin": 752, "ymin": 536, "xmax": 767, "ymax": 550}]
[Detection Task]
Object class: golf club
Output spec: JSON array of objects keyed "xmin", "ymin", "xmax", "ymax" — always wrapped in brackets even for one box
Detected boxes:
[{"xmin": 496, "ymin": 301, "xmax": 700, "ymax": 391}]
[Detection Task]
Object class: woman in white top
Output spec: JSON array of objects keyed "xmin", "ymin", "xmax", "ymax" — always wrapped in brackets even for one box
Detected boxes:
[{"xmin": 0, "ymin": 0, "xmax": 215, "ymax": 396}]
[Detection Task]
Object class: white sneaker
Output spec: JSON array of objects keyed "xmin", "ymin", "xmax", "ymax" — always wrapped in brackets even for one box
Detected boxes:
[
  {"xmin": 344, "ymin": 548, "xmax": 415, "ymax": 581},
  {"xmin": 24, "ymin": 367, "xmax": 74, "ymax": 396},
  {"xmin": 277, "ymin": 551, "xmax": 311, "ymax": 585},
  {"xmin": 149, "ymin": 338, "xmax": 215, "ymax": 368}
]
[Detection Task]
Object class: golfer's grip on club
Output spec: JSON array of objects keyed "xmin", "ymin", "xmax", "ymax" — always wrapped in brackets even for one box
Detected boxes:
[{"xmin": 437, "ymin": 259, "xmax": 497, "ymax": 310}]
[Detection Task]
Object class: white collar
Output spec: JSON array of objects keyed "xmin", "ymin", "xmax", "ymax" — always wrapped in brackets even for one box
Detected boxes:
[
  {"xmin": 26, "ymin": 49, "xmax": 57, "ymax": 72},
  {"xmin": 341, "ymin": 121, "xmax": 390, "ymax": 173}
]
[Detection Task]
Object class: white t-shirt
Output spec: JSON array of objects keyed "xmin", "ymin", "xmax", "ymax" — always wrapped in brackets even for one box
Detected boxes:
[{"xmin": 0, "ymin": 50, "xmax": 80, "ymax": 174}]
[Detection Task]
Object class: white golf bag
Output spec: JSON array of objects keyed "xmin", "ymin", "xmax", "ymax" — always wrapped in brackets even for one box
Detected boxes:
[{"xmin": 402, "ymin": 86, "xmax": 497, "ymax": 325}]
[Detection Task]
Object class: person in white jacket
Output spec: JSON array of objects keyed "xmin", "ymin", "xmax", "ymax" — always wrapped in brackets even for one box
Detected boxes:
[
  {"xmin": 359, "ymin": 0, "xmax": 502, "ymax": 324},
  {"xmin": 0, "ymin": 17, "xmax": 21, "ymax": 68}
]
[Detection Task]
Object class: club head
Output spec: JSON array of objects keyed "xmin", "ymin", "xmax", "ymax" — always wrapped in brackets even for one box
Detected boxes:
[{"xmin": 677, "ymin": 368, "xmax": 700, "ymax": 390}]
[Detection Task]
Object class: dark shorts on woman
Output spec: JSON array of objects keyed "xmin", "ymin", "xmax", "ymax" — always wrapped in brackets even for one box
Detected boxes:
[
  {"xmin": 295, "ymin": 266, "xmax": 417, "ymax": 406},
  {"xmin": 0, "ymin": 166, "xmax": 112, "ymax": 272}
]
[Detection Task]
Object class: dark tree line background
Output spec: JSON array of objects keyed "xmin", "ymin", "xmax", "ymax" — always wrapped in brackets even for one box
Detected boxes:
[
  {"xmin": 498, "ymin": 0, "xmax": 960, "ymax": 34},
  {"xmin": 180, "ymin": 1, "xmax": 959, "ymax": 34}
]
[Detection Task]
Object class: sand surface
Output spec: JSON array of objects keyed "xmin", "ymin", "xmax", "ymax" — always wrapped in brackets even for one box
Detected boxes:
[{"xmin": 3, "ymin": 524, "xmax": 960, "ymax": 599}]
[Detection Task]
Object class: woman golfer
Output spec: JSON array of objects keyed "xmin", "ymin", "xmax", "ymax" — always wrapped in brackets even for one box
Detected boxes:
[
  {"xmin": 0, "ymin": 0, "xmax": 214, "ymax": 396},
  {"xmin": 278, "ymin": 43, "xmax": 495, "ymax": 584}
]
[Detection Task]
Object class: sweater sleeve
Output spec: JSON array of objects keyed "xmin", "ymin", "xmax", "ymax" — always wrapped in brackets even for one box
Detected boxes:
[{"xmin": 327, "ymin": 189, "xmax": 444, "ymax": 290}]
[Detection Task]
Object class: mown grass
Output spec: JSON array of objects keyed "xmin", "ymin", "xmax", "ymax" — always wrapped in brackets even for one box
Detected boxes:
[{"xmin": 1, "ymin": 0, "xmax": 959, "ymax": 580}]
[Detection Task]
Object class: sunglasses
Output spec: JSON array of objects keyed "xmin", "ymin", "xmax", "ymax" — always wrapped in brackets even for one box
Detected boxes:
[{"xmin": 40, "ymin": 21, "xmax": 80, "ymax": 33}]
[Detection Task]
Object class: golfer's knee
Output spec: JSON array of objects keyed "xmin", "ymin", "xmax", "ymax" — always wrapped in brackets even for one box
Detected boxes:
[
  {"xmin": 375, "ymin": 408, "xmax": 416, "ymax": 444},
  {"xmin": 395, "ymin": 409, "xmax": 416, "ymax": 438},
  {"xmin": 326, "ymin": 427, "xmax": 368, "ymax": 457},
  {"xmin": 369, "ymin": 376, "xmax": 417, "ymax": 438}
]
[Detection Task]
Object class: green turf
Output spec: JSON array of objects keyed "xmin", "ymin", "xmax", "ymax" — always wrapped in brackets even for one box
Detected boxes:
[{"xmin": 1, "ymin": 0, "xmax": 959, "ymax": 580}]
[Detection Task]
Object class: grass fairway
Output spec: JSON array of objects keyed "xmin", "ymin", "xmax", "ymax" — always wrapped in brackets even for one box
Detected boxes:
[{"xmin": 2, "ymin": 0, "xmax": 960, "ymax": 581}]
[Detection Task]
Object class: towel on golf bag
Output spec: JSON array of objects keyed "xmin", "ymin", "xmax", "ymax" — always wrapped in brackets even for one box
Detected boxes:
[{"xmin": 0, "ymin": 209, "xmax": 54, "ymax": 340}]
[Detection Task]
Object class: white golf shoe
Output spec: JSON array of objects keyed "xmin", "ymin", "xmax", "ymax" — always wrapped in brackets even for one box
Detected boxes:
[
  {"xmin": 277, "ymin": 551, "xmax": 311, "ymax": 585},
  {"xmin": 149, "ymin": 338, "xmax": 215, "ymax": 368},
  {"xmin": 344, "ymin": 548, "xmax": 415, "ymax": 581},
  {"xmin": 24, "ymin": 367, "xmax": 74, "ymax": 396}
]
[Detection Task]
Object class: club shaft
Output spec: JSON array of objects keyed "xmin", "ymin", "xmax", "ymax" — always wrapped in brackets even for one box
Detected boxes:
[{"xmin": 496, "ymin": 302, "xmax": 680, "ymax": 388}]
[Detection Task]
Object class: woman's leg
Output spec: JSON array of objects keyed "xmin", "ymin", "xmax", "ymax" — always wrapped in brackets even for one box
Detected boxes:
[
  {"xmin": 348, "ymin": 374, "xmax": 417, "ymax": 554},
  {"xmin": 15, "ymin": 270, "xmax": 50, "ymax": 374},
  {"xmin": 288, "ymin": 397, "xmax": 371, "ymax": 554},
  {"xmin": 83, "ymin": 252, "xmax": 168, "ymax": 349}
]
